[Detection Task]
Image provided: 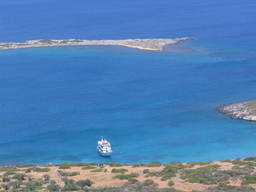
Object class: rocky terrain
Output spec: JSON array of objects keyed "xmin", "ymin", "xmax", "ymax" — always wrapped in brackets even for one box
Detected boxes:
[
  {"xmin": 218, "ymin": 101, "xmax": 256, "ymax": 121},
  {"xmin": 0, "ymin": 38, "xmax": 191, "ymax": 52}
]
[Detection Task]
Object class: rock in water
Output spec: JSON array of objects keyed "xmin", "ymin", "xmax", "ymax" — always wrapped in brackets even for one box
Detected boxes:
[{"xmin": 218, "ymin": 101, "xmax": 256, "ymax": 121}]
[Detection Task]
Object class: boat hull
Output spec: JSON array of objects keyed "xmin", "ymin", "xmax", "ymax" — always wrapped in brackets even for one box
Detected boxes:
[
  {"xmin": 99, "ymin": 151, "xmax": 112, "ymax": 157},
  {"xmin": 97, "ymin": 147, "xmax": 112, "ymax": 157}
]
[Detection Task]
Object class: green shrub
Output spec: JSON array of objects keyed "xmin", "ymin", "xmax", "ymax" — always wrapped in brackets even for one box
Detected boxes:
[
  {"xmin": 111, "ymin": 168, "xmax": 128, "ymax": 174},
  {"xmin": 43, "ymin": 174, "xmax": 51, "ymax": 183},
  {"xmin": 148, "ymin": 162, "xmax": 161, "ymax": 167},
  {"xmin": 27, "ymin": 167, "xmax": 50, "ymax": 172},
  {"xmin": 132, "ymin": 164, "xmax": 145, "ymax": 167},
  {"xmin": 4, "ymin": 170, "xmax": 17, "ymax": 177},
  {"xmin": 64, "ymin": 178, "xmax": 75, "ymax": 184},
  {"xmin": 165, "ymin": 189, "xmax": 177, "ymax": 192},
  {"xmin": 231, "ymin": 159, "xmax": 244, "ymax": 165},
  {"xmin": 76, "ymin": 179, "xmax": 93, "ymax": 187},
  {"xmin": 63, "ymin": 184, "xmax": 79, "ymax": 191},
  {"xmin": 145, "ymin": 171, "xmax": 161, "ymax": 178},
  {"xmin": 232, "ymin": 165, "xmax": 242, "ymax": 170},
  {"xmin": 59, "ymin": 171, "xmax": 80, "ymax": 177},
  {"xmin": 128, "ymin": 178, "xmax": 138, "ymax": 184},
  {"xmin": 113, "ymin": 173, "xmax": 139, "ymax": 180},
  {"xmin": 240, "ymin": 161, "xmax": 256, "ymax": 168},
  {"xmin": 143, "ymin": 179, "xmax": 154, "ymax": 186},
  {"xmin": 47, "ymin": 183, "xmax": 61, "ymax": 192},
  {"xmin": 24, "ymin": 179, "xmax": 43, "ymax": 191},
  {"xmin": 39, "ymin": 40, "xmax": 54, "ymax": 44},
  {"xmin": 160, "ymin": 162, "xmax": 185, "ymax": 180},
  {"xmin": 59, "ymin": 163, "xmax": 92, "ymax": 167},
  {"xmin": 186, "ymin": 161, "xmax": 211, "ymax": 168},
  {"xmin": 63, "ymin": 179, "xmax": 79, "ymax": 191},
  {"xmin": 0, "ymin": 167, "xmax": 18, "ymax": 172},
  {"xmin": 35, "ymin": 167, "xmax": 50, "ymax": 172},
  {"xmin": 50, "ymin": 180, "xmax": 56, "ymax": 185},
  {"xmin": 2, "ymin": 176, "xmax": 10, "ymax": 182},
  {"xmin": 59, "ymin": 164, "xmax": 71, "ymax": 169},
  {"xmin": 246, "ymin": 101, "xmax": 256, "ymax": 106},
  {"xmin": 145, "ymin": 162, "xmax": 184, "ymax": 180},
  {"xmin": 208, "ymin": 184, "xmax": 256, "ymax": 192},
  {"xmin": 71, "ymin": 163, "xmax": 93, "ymax": 167},
  {"xmin": 143, "ymin": 169, "xmax": 150, "ymax": 174},
  {"xmin": 244, "ymin": 157, "xmax": 256, "ymax": 161},
  {"xmin": 220, "ymin": 160, "xmax": 232, "ymax": 163},
  {"xmin": 168, "ymin": 180, "xmax": 174, "ymax": 186},
  {"xmin": 242, "ymin": 174, "xmax": 256, "ymax": 185},
  {"xmin": 12, "ymin": 173, "xmax": 26, "ymax": 181},
  {"xmin": 181, "ymin": 164, "xmax": 220, "ymax": 184},
  {"xmin": 91, "ymin": 168, "xmax": 104, "ymax": 172},
  {"xmin": 108, "ymin": 163, "xmax": 124, "ymax": 167},
  {"xmin": 82, "ymin": 165, "xmax": 96, "ymax": 170}
]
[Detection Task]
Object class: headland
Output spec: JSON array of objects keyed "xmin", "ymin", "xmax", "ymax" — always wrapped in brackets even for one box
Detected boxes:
[
  {"xmin": 0, "ymin": 38, "xmax": 191, "ymax": 51},
  {"xmin": 218, "ymin": 101, "xmax": 256, "ymax": 121},
  {"xmin": 2, "ymin": 158, "xmax": 256, "ymax": 192}
]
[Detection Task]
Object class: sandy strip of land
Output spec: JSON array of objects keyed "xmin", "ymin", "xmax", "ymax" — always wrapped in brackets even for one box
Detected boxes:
[{"xmin": 0, "ymin": 37, "xmax": 192, "ymax": 51}]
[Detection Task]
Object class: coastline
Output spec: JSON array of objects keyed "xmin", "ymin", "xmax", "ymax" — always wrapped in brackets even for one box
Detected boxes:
[
  {"xmin": 0, "ymin": 37, "xmax": 192, "ymax": 52},
  {"xmin": 1, "ymin": 158, "xmax": 256, "ymax": 192}
]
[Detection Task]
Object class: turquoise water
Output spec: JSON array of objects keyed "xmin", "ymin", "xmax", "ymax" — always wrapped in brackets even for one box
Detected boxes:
[{"xmin": 0, "ymin": 0, "xmax": 256, "ymax": 164}]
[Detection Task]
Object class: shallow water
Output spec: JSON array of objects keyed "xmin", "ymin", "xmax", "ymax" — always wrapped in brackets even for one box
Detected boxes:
[{"xmin": 0, "ymin": 0, "xmax": 256, "ymax": 164}]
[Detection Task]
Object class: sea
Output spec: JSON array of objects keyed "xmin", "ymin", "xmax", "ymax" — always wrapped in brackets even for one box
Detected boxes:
[{"xmin": 0, "ymin": 0, "xmax": 256, "ymax": 165}]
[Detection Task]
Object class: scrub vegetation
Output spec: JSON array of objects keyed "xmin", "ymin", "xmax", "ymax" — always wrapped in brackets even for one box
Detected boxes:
[{"xmin": 0, "ymin": 159, "xmax": 256, "ymax": 191}]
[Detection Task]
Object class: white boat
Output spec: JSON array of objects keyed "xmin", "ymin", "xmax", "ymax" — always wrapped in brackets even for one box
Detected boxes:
[{"xmin": 97, "ymin": 137, "xmax": 112, "ymax": 157}]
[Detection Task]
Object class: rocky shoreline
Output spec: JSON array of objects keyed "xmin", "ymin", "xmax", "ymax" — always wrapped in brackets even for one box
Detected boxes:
[
  {"xmin": 218, "ymin": 101, "xmax": 256, "ymax": 121},
  {"xmin": 0, "ymin": 37, "xmax": 191, "ymax": 51}
]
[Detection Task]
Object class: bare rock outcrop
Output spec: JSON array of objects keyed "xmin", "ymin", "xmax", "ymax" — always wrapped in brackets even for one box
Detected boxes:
[{"xmin": 218, "ymin": 101, "xmax": 256, "ymax": 121}]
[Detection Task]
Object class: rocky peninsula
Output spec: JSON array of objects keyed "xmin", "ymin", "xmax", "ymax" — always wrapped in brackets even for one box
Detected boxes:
[
  {"xmin": 0, "ymin": 38, "xmax": 191, "ymax": 51},
  {"xmin": 218, "ymin": 101, "xmax": 256, "ymax": 121}
]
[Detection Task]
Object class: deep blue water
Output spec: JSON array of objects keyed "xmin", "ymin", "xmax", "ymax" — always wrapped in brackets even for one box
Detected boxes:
[{"xmin": 0, "ymin": 0, "xmax": 256, "ymax": 164}]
